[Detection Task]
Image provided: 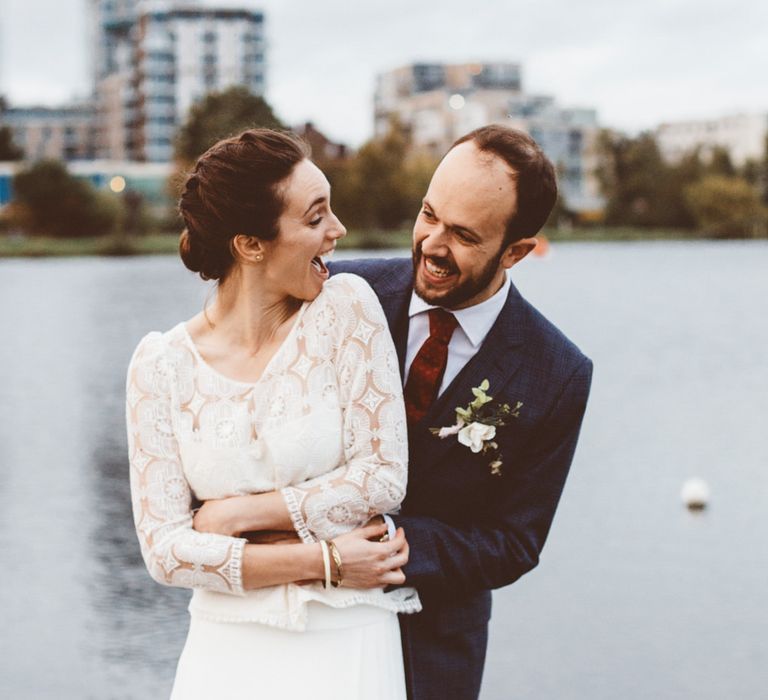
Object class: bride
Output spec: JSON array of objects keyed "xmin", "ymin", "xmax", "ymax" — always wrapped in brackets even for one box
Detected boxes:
[{"xmin": 126, "ymin": 129, "xmax": 420, "ymax": 699}]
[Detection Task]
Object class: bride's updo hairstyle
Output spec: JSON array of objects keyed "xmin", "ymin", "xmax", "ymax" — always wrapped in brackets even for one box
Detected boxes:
[{"xmin": 179, "ymin": 128, "xmax": 310, "ymax": 281}]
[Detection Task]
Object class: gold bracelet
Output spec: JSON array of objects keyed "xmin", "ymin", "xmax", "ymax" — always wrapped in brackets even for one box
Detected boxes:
[
  {"xmin": 327, "ymin": 539, "xmax": 343, "ymax": 588},
  {"xmin": 319, "ymin": 540, "xmax": 331, "ymax": 589}
]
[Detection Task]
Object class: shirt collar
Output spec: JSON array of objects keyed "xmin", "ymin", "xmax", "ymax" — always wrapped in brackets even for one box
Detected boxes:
[{"xmin": 408, "ymin": 271, "xmax": 511, "ymax": 348}]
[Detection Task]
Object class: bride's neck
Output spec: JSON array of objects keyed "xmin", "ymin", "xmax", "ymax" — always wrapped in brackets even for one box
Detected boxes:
[{"xmin": 208, "ymin": 267, "xmax": 301, "ymax": 352}]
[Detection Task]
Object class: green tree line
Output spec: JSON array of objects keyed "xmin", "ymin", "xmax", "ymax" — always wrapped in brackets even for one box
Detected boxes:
[
  {"xmin": 3, "ymin": 87, "xmax": 767, "ymax": 240},
  {"xmin": 172, "ymin": 88, "xmax": 436, "ymax": 243},
  {"xmin": 596, "ymin": 130, "xmax": 768, "ymax": 238}
]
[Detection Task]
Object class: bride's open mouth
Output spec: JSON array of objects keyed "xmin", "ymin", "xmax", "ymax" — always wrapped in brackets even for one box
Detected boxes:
[
  {"xmin": 310, "ymin": 248, "xmax": 334, "ymax": 278},
  {"xmin": 310, "ymin": 256, "xmax": 327, "ymax": 274}
]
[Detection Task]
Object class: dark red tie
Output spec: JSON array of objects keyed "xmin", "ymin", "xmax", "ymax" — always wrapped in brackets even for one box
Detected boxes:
[{"xmin": 404, "ymin": 308, "xmax": 458, "ymax": 425}]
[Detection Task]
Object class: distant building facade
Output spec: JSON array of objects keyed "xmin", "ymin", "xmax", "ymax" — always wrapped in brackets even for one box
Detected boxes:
[
  {"xmin": 374, "ymin": 62, "xmax": 603, "ymax": 214},
  {"xmin": 0, "ymin": 159, "xmax": 175, "ymax": 209},
  {"xmin": 505, "ymin": 95, "xmax": 603, "ymax": 213},
  {"xmin": 133, "ymin": 6, "xmax": 266, "ymax": 162},
  {"xmin": 90, "ymin": 0, "xmax": 139, "ymax": 161},
  {"xmin": 92, "ymin": 0, "xmax": 266, "ymax": 162},
  {"xmin": 3, "ymin": 1, "xmax": 266, "ymax": 164},
  {"xmin": 0, "ymin": 105, "xmax": 96, "ymax": 162},
  {"xmin": 375, "ymin": 62, "xmax": 523, "ymax": 153},
  {"xmin": 294, "ymin": 122, "xmax": 348, "ymax": 162},
  {"xmin": 656, "ymin": 114, "xmax": 768, "ymax": 167}
]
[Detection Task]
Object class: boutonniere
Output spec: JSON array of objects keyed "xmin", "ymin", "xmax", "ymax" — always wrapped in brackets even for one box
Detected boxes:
[{"xmin": 430, "ymin": 379, "xmax": 522, "ymax": 476}]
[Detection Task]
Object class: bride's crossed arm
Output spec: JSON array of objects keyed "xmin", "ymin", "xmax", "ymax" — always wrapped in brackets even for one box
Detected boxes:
[
  {"xmin": 194, "ymin": 274, "xmax": 410, "ymax": 584},
  {"xmin": 196, "ymin": 273, "xmax": 407, "ymax": 534},
  {"xmin": 127, "ymin": 274, "xmax": 408, "ymax": 594}
]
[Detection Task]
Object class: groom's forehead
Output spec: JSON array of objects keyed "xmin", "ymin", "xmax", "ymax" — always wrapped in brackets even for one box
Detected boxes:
[
  {"xmin": 426, "ymin": 144, "xmax": 517, "ymax": 228},
  {"xmin": 431, "ymin": 143, "xmax": 514, "ymax": 193}
]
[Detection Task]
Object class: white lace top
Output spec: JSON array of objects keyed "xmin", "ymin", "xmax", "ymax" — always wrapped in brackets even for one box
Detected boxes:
[{"xmin": 126, "ymin": 273, "xmax": 420, "ymax": 630}]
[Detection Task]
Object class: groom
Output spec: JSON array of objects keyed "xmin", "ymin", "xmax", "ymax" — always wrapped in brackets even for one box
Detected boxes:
[{"xmin": 331, "ymin": 125, "xmax": 592, "ymax": 700}]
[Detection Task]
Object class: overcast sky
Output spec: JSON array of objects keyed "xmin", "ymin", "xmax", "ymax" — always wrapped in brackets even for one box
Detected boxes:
[{"xmin": 2, "ymin": 0, "xmax": 766, "ymax": 146}]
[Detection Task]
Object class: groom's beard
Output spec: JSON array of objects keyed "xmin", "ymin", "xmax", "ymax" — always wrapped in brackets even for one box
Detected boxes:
[{"xmin": 412, "ymin": 242, "xmax": 504, "ymax": 309}]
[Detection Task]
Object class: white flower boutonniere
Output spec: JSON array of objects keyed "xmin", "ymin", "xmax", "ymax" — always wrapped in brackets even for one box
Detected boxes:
[{"xmin": 430, "ymin": 379, "xmax": 522, "ymax": 476}]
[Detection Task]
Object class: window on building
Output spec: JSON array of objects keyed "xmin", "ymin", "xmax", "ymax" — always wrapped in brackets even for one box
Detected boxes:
[
  {"xmin": 412, "ymin": 64, "xmax": 445, "ymax": 93},
  {"xmin": 568, "ymin": 129, "xmax": 583, "ymax": 157}
]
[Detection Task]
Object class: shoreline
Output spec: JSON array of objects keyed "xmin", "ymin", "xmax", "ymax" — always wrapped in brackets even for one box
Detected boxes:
[{"xmin": 1, "ymin": 227, "xmax": 764, "ymax": 258}]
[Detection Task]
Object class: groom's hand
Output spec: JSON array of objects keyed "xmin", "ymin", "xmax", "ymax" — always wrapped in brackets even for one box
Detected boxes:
[{"xmin": 333, "ymin": 521, "xmax": 409, "ymax": 589}]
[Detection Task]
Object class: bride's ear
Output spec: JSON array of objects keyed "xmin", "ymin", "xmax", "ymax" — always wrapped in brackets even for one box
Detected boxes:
[{"xmin": 230, "ymin": 234, "xmax": 266, "ymax": 266}]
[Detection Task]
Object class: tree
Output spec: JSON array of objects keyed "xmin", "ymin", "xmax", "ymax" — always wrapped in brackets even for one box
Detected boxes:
[
  {"xmin": 327, "ymin": 121, "xmax": 438, "ymax": 232},
  {"xmin": 597, "ymin": 130, "xmax": 670, "ymax": 226},
  {"xmin": 0, "ymin": 125, "xmax": 22, "ymax": 160},
  {"xmin": 596, "ymin": 130, "xmax": 698, "ymax": 229},
  {"xmin": 760, "ymin": 133, "xmax": 768, "ymax": 205},
  {"xmin": 10, "ymin": 160, "xmax": 119, "ymax": 237},
  {"xmin": 706, "ymin": 146, "xmax": 736, "ymax": 177},
  {"xmin": 174, "ymin": 87, "xmax": 285, "ymax": 165},
  {"xmin": 684, "ymin": 175, "xmax": 767, "ymax": 238},
  {"xmin": 742, "ymin": 158, "xmax": 760, "ymax": 186},
  {"xmin": 663, "ymin": 149, "xmax": 706, "ymax": 228}
]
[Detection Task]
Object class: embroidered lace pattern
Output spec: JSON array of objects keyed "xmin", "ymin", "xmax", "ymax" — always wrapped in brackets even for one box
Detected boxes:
[{"xmin": 126, "ymin": 274, "xmax": 409, "ymax": 601}]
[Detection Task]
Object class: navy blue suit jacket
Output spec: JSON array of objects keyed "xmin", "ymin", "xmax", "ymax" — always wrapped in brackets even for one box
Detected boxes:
[{"xmin": 331, "ymin": 257, "xmax": 593, "ymax": 700}]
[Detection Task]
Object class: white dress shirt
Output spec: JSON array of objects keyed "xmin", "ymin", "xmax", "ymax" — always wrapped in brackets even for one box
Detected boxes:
[
  {"xmin": 383, "ymin": 271, "xmax": 512, "ymax": 539},
  {"xmin": 404, "ymin": 271, "xmax": 511, "ymax": 396}
]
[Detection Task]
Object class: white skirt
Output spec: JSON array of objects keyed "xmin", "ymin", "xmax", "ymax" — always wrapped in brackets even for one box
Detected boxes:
[{"xmin": 170, "ymin": 603, "xmax": 407, "ymax": 700}]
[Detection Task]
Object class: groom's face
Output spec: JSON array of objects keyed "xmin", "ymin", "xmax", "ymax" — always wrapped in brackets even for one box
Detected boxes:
[{"xmin": 412, "ymin": 141, "xmax": 531, "ymax": 310}]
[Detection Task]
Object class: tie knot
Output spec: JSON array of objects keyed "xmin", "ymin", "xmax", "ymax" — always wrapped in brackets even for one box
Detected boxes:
[{"xmin": 428, "ymin": 308, "xmax": 458, "ymax": 344}]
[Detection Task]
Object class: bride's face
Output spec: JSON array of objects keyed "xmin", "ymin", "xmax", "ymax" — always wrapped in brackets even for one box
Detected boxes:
[{"xmin": 262, "ymin": 159, "xmax": 346, "ymax": 301}]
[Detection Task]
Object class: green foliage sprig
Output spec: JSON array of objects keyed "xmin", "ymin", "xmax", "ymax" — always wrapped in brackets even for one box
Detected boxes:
[{"xmin": 430, "ymin": 379, "xmax": 522, "ymax": 476}]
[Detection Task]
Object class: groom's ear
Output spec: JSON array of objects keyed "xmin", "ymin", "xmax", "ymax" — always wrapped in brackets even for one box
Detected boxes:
[{"xmin": 501, "ymin": 237, "xmax": 537, "ymax": 269}]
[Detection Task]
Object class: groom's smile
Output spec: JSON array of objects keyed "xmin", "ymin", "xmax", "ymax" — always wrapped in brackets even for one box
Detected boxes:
[{"xmin": 420, "ymin": 251, "xmax": 459, "ymax": 283}]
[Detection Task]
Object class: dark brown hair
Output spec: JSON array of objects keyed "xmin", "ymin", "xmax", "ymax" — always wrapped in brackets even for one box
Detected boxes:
[
  {"xmin": 179, "ymin": 128, "xmax": 310, "ymax": 281},
  {"xmin": 452, "ymin": 125, "xmax": 557, "ymax": 244}
]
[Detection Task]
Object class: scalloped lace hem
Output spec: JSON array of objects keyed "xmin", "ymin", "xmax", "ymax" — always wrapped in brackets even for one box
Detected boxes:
[
  {"xmin": 228, "ymin": 537, "xmax": 247, "ymax": 596},
  {"xmin": 188, "ymin": 587, "xmax": 422, "ymax": 632},
  {"xmin": 280, "ymin": 487, "xmax": 315, "ymax": 544}
]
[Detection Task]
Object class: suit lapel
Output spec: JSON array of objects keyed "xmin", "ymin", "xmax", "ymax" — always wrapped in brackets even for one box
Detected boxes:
[
  {"xmin": 411, "ymin": 281, "xmax": 528, "ymax": 472},
  {"xmin": 373, "ymin": 264, "xmax": 413, "ymax": 380}
]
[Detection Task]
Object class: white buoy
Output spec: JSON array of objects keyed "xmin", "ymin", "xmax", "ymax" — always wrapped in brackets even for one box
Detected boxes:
[{"xmin": 681, "ymin": 478, "xmax": 710, "ymax": 511}]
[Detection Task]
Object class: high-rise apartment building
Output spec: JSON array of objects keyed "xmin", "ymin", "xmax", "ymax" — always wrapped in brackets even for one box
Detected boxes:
[
  {"xmin": 506, "ymin": 95, "xmax": 603, "ymax": 213},
  {"xmin": 91, "ymin": 1, "xmax": 265, "ymax": 162},
  {"xmin": 374, "ymin": 63, "xmax": 522, "ymax": 152},
  {"xmin": 374, "ymin": 62, "xmax": 603, "ymax": 214},
  {"xmin": 133, "ymin": 7, "xmax": 265, "ymax": 161}
]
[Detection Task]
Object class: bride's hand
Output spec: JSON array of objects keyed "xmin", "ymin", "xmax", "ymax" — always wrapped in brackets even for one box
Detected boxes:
[
  {"xmin": 193, "ymin": 496, "xmax": 252, "ymax": 536},
  {"xmin": 332, "ymin": 521, "xmax": 410, "ymax": 589}
]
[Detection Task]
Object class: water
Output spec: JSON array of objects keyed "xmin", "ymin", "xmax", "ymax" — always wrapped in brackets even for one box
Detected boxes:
[{"xmin": 0, "ymin": 242, "xmax": 766, "ymax": 699}]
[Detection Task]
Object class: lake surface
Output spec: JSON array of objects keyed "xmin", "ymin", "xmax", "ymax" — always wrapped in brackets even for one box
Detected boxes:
[{"xmin": 1, "ymin": 242, "xmax": 766, "ymax": 699}]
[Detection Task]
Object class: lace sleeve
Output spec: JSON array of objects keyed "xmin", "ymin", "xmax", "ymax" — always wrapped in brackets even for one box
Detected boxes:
[
  {"xmin": 126, "ymin": 332, "xmax": 247, "ymax": 595},
  {"xmin": 281, "ymin": 274, "xmax": 408, "ymax": 542}
]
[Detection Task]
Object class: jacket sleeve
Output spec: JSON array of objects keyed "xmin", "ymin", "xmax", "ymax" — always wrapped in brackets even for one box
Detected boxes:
[
  {"xmin": 393, "ymin": 357, "xmax": 593, "ymax": 594},
  {"xmin": 280, "ymin": 274, "xmax": 409, "ymax": 543}
]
